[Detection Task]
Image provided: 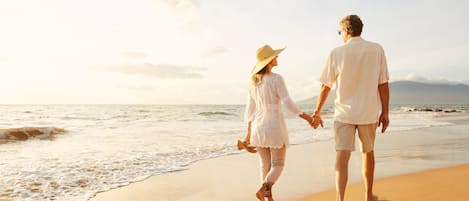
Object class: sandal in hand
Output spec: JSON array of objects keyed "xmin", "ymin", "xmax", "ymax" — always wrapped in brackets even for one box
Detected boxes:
[{"xmin": 236, "ymin": 140, "xmax": 257, "ymax": 153}]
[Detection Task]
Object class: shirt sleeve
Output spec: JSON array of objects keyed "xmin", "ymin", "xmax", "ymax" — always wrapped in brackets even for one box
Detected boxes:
[
  {"xmin": 319, "ymin": 51, "xmax": 337, "ymax": 88},
  {"xmin": 243, "ymin": 86, "xmax": 256, "ymax": 122},
  {"xmin": 276, "ymin": 75, "xmax": 302, "ymax": 116},
  {"xmin": 378, "ymin": 46, "xmax": 390, "ymax": 84}
]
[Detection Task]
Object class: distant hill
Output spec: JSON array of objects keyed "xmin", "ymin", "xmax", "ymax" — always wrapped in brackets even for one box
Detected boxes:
[
  {"xmin": 389, "ymin": 81, "xmax": 469, "ymax": 104},
  {"xmin": 298, "ymin": 81, "xmax": 469, "ymax": 105},
  {"xmin": 297, "ymin": 95, "xmax": 333, "ymax": 105}
]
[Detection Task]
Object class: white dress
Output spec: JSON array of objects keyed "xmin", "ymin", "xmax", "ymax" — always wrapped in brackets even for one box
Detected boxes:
[{"xmin": 244, "ymin": 73, "xmax": 302, "ymax": 149}]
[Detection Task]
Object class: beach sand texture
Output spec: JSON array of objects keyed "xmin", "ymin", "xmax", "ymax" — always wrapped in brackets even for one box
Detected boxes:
[
  {"xmin": 300, "ymin": 164, "xmax": 469, "ymax": 201},
  {"xmin": 90, "ymin": 122, "xmax": 469, "ymax": 201}
]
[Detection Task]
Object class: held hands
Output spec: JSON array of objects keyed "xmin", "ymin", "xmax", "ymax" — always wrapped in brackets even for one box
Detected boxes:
[
  {"xmin": 299, "ymin": 112, "xmax": 313, "ymax": 126},
  {"xmin": 310, "ymin": 113, "xmax": 324, "ymax": 129},
  {"xmin": 300, "ymin": 112, "xmax": 324, "ymax": 129}
]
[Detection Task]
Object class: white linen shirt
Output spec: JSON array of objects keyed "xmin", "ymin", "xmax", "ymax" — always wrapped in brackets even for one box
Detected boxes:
[
  {"xmin": 244, "ymin": 73, "xmax": 301, "ymax": 148},
  {"xmin": 320, "ymin": 37, "xmax": 389, "ymax": 124}
]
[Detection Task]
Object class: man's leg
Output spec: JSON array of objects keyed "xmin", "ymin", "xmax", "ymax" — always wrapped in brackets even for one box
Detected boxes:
[
  {"xmin": 334, "ymin": 121, "xmax": 356, "ymax": 201},
  {"xmin": 362, "ymin": 151, "xmax": 375, "ymax": 201},
  {"xmin": 358, "ymin": 123, "xmax": 378, "ymax": 201},
  {"xmin": 336, "ymin": 150, "xmax": 351, "ymax": 201}
]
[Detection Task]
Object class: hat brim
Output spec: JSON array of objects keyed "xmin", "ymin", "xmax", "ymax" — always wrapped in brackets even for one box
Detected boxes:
[{"xmin": 251, "ymin": 47, "xmax": 285, "ymax": 75}]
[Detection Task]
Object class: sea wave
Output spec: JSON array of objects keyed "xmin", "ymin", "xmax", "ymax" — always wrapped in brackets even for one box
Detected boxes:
[
  {"xmin": 407, "ymin": 108, "xmax": 460, "ymax": 113},
  {"xmin": 395, "ymin": 106, "xmax": 468, "ymax": 113},
  {"xmin": 0, "ymin": 127, "xmax": 65, "ymax": 142},
  {"xmin": 198, "ymin": 111, "xmax": 235, "ymax": 116},
  {"xmin": 0, "ymin": 104, "xmax": 466, "ymax": 201}
]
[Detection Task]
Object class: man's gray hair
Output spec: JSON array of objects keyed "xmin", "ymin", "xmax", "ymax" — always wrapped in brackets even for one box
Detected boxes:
[{"xmin": 340, "ymin": 15, "xmax": 363, "ymax": 37}]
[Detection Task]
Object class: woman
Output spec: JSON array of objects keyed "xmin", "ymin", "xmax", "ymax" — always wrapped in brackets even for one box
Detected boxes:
[{"xmin": 243, "ymin": 45, "xmax": 312, "ymax": 201}]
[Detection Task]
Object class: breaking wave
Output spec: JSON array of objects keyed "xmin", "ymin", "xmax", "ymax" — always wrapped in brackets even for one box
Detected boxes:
[{"xmin": 0, "ymin": 127, "xmax": 65, "ymax": 143}]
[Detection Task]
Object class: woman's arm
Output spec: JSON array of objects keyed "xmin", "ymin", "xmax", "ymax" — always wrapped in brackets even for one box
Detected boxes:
[
  {"xmin": 244, "ymin": 87, "xmax": 255, "ymax": 142},
  {"xmin": 277, "ymin": 75, "xmax": 301, "ymax": 115},
  {"xmin": 244, "ymin": 87, "xmax": 256, "ymax": 123},
  {"xmin": 245, "ymin": 121, "xmax": 252, "ymax": 142},
  {"xmin": 277, "ymin": 75, "xmax": 312, "ymax": 123},
  {"xmin": 299, "ymin": 112, "xmax": 313, "ymax": 124}
]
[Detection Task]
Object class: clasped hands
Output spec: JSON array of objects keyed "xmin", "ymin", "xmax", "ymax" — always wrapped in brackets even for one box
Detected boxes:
[
  {"xmin": 300, "ymin": 112, "xmax": 324, "ymax": 129},
  {"xmin": 309, "ymin": 114, "xmax": 324, "ymax": 129}
]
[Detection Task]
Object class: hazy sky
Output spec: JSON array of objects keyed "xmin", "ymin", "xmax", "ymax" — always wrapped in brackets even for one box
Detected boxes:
[{"xmin": 0, "ymin": 0, "xmax": 468, "ymax": 104}]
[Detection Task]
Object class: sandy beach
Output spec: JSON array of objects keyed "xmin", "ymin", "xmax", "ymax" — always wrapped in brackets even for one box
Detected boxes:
[
  {"xmin": 90, "ymin": 117, "xmax": 469, "ymax": 201},
  {"xmin": 300, "ymin": 164, "xmax": 469, "ymax": 201}
]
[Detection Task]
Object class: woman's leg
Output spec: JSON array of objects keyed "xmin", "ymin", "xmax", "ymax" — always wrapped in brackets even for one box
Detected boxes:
[
  {"xmin": 257, "ymin": 147, "xmax": 271, "ymax": 183},
  {"xmin": 264, "ymin": 146, "xmax": 286, "ymax": 184},
  {"xmin": 256, "ymin": 147, "xmax": 272, "ymax": 200}
]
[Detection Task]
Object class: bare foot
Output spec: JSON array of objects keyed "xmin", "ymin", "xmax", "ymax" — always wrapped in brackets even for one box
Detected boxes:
[
  {"xmin": 267, "ymin": 195, "xmax": 274, "ymax": 201},
  {"xmin": 366, "ymin": 195, "xmax": 378, "ymax": 201},
  {"xmin": 265, "ymin": 188, "xmax": 274, "ymax": 201},
  {"xmin": 265, "ymin": 183, "xmax": 274, "ymax": 201},
  {"xmin": 255, "ymin": 185, "xmax": 266, "ymax": 201}
]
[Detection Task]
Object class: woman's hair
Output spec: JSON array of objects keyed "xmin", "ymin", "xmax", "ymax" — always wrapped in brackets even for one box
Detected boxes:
[{"xmin": 251, "ymin": 66, "xmax": 271, "ymax": 85}]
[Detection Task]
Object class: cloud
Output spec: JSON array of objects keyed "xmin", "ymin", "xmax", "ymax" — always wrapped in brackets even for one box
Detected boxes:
[
  {"xmin": 116, "ymin": 85, "xmax": 155, "ymax": 91},
  {"xmin": 158, "ymin": 0, "xmax": 203, "ymax": 31},
  {"xmin": 205, "ymin": 46, "xmax": 228, "ymax": 57},
  {"xmin": 97, "ymin": 63, "xmax": 207, "ymax": 79},
  {"xmin": 161, "ymin": 0, "xmax": 200, "ymax": 9},
  {"xmin": 120, "ymin": 52, "xmax": 146, "ymax": 59},
  {"xmin": 0, "ymin": 57, "xmax": 12, "ymax": 62}
]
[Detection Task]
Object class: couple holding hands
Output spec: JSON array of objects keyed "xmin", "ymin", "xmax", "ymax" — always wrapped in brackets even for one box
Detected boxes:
[{"xmin": 237, "ymin": 15, "xmax": 390, "ymax": 201}]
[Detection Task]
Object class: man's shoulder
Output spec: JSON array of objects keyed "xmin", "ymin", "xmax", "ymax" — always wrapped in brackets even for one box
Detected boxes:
[
  {"xmin": 362, "ymin": 39, "xmax": 384, "ymax": 51},
  {"xmin": 329, "ymin": 45, "xmax": 345, "ymax": 56},
  {"xmin": 330, "ymin": 38, "xmax": 385, "ymax": 56}
]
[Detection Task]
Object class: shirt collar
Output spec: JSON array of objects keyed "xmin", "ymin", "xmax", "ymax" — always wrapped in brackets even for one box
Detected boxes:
[{"xmin": 346, "ymin": 36, "xmax": 363, "ymax": 43}]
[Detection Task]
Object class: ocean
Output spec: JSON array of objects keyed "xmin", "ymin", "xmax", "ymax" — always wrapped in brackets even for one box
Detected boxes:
[{"xmin": 0, "ymin": 104, "xmax": 467, "ymax": 201}]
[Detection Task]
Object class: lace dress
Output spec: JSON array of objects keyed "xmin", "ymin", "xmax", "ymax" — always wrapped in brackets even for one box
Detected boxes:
[{"xmin": 244, "ymin": 73, "xmax": 302, "ymax": 148}]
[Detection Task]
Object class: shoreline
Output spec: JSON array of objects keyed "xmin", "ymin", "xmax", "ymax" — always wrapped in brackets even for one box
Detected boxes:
[{"xmin": 89, "ymin": 119, "xmax": 469, "ymax": 201}]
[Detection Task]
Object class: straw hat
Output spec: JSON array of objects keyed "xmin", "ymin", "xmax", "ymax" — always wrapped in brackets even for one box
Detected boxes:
[{"xmin": 251, "ymin": 45, "xmax": 285, "ymax": 75}]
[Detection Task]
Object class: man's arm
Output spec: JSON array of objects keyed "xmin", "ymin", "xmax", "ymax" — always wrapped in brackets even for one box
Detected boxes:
[
  {"xmin": 311, "ymin": 84, "xmax": 331, "ymax": 128},
  {"xmin": 378, "ymin": 82, "xmax": 390, "ymax": 133}
]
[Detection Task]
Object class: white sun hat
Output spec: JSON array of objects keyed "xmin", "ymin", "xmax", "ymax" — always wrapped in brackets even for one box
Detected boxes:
[{"xmin": 251, "ymin": 45, "xmax": 285, "ymax": 75}]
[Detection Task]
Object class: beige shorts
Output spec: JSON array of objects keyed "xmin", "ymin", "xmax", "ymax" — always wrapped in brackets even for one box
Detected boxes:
[{"xmin": 334, "ymin": 121, "xmax": 377, "ymax": 153}]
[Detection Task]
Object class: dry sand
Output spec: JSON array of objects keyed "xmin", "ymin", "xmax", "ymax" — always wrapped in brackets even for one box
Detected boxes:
[{"xmin": 300, "ymin": 164, "xmax": 469, "ymax": 201}]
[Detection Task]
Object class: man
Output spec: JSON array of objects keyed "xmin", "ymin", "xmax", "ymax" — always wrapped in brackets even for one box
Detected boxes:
[{"xmin": 311, "ymin": 15, "xmax": 390, "ymax": 201}]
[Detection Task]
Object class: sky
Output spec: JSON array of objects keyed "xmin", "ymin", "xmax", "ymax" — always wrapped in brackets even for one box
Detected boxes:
[{"xmin": 0, "ymin": 0, "xmax": 468, "ymax": 104}]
